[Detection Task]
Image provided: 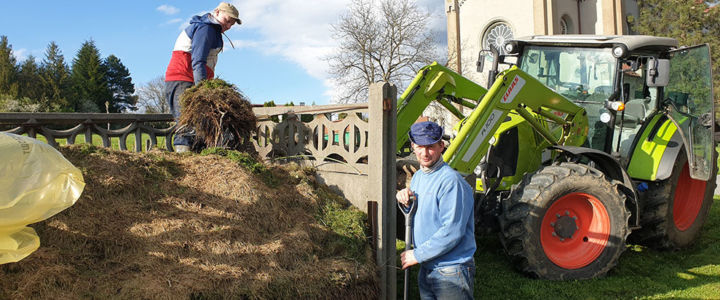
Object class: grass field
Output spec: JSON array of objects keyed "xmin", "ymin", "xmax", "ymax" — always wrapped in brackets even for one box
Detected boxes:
[
  {"xmin": 397, "ymin": 198, "xmax": 720, "ymax": 299},
  {"xmin": 30, "ymin": 133, "xmax": 169, "ymax": 151}
]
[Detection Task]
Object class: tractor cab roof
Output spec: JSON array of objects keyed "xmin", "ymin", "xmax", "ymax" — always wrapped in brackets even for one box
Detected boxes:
[{"xmin": 510, "ymin": 35, "xmax": 678, "ymax": 54}]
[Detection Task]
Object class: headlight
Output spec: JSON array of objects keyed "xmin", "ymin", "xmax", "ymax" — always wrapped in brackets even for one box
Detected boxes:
[
  {"xmin": 612, "ymin": 45, "xmax": 627, "ymax": 58},
  {"xmin": 609, "ymin": 101, "xmax": 625, "ymax": 111},
  {"xmin": 600, "ymin": 112, "xmax": 612, "ymax": 123},
  {"xmin": 504, "ymin": 42, "xmax": 518, "ymax": 54}
]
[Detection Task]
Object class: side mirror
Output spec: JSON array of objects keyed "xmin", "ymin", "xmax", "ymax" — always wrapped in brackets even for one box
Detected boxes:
[
  {"xmin": 477, "ymin": 50, "xmax": 493, "ymax": 73},
  {"xmin": 647, "ymin": 58, "xmax": 670, "ymax": 87},
  {"xmin": 476, "ymin": 49, "xmax": 498, "ymax": 73},
  {"xmin": 476, "ymin": 51, "xmax": 485, "ymax": 73}
]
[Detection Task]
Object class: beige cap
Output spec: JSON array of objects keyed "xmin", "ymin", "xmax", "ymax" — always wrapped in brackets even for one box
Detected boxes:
[{"xmin": 216, "ymin": 2, "xmax": 242, "ymax": 25}]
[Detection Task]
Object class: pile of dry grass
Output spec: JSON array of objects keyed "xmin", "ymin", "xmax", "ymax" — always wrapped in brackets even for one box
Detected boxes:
[
  {"xmin": 0, "ymin": 144, "xmax": 377, "ymax": 299},
  {"xmin": 178, "ymin": 79, "xmax": 257, "ymax": 151}
]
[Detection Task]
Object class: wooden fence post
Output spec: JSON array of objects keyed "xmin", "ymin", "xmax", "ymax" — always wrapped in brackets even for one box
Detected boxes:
[{"xmin": 368, "ymin": 82, "xmax": 397, "ymax": 300}]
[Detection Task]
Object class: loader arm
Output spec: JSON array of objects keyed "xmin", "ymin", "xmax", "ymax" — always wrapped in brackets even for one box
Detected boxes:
[
  {"xmin": 396, "ymin": 62, "xmax": 488, "ymax": 152},
  {"xmin": 444, "ymin": 66, "xmax": 589, "ymax": 175}
]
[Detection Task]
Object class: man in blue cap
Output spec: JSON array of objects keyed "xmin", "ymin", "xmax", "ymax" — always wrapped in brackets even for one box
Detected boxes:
[{"xmin": 397, "ymin": 120, "xmax": 476, "ymax": 299}]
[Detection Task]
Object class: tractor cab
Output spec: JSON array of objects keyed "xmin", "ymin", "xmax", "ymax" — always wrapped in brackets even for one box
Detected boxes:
[{"xmin": 504, "ymin": 35, "xmax": 715, "ymax": 181}]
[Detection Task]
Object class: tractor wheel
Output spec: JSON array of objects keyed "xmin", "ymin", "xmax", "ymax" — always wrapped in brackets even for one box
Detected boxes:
[
  {"xmin": 630, "ymin": 148, "xmax": 716, "ymax": 249},
  {"xmin": 499, "ymin": 163, "xmax": 630, "ymax": 280}
]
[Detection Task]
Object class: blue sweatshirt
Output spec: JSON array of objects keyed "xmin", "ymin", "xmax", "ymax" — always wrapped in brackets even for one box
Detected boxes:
[{"xmin": 410, "ymin": 162, "xmax": 476, "ymax": 268}]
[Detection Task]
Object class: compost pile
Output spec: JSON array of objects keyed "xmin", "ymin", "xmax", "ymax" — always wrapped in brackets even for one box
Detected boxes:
[
  {"xmin": 0, "ymin": 145, "xmax": 377, "ymax": 299},
  {"xmin": 178, "ymin": 79, "xmax": 257, "ymax": 151}
]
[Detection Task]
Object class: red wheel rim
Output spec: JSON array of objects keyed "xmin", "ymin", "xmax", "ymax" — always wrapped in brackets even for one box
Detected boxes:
[
  {"xmin": 673, "ymin": 162, "xmax": 707, "ymax": 231},
  {"xmin": 540, "ymin": 193, "xmax": 610, "ymax": 269}
]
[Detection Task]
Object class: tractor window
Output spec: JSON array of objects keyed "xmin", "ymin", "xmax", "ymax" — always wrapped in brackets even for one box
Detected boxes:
[
  {"xmin": 519, "ymin": 46, "xmax": 616, "ymax": 103},
  {"xmin": 613, "ymin": 60, "xmax": 656, "ymax": 160},
  {"xmin": 666, "ymin": 45, "xmax": 714, "ymax": 180},
  {"xmin": 520, "ymin": 46, "xmax": 616, "ymax": 151}
]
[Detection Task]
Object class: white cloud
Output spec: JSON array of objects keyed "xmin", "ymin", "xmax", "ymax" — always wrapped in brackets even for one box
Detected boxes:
[
  {"xmin": 13, "ymin": 48, "xmax": 28, "ymax": 62},
  {"xmin": 227, "ymin": 0, "xmax": 348, "ymax": 102},
  {"xmin": 157, "ymin": 4, "xmax": 180, "ymax": 15},
  {"xmin": 229, "ymin": 0, "xmax": 446, "ymax": 103},
  {"xmin": 165, "ymin": 18, "xmax": 183, "ymax": 25},
  {"xmin": 12, "ymin": 48, "xmax": 46, "ymax": 64},
  {"xmin": 176, "ymin": 10, "xmax": 209, "ymax": 31}
]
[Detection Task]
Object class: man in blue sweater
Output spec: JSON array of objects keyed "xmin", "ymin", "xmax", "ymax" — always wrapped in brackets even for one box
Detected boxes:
[{"xmin": 397, "ymin": 121, "xmax": 476, "ymax": 299}]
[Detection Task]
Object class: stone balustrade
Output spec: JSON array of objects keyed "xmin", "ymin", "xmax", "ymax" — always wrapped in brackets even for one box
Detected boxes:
[{"xmin": 0, "ymin": 113, "xmax": 175, "ymax": 151}]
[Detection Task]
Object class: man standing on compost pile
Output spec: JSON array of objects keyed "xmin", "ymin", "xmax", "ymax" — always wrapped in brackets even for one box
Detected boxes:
[
  {"xmin": 396, "ymin": 121, "xmax": 476, "ymax": 299},
  {"xmin": 164, "ymin": 2, "xmax": 241, "ymax": 152}
]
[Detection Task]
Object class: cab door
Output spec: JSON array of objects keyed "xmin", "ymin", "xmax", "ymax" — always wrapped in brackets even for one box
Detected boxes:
[{"xmin": 666, "ymin": 44, "xmax": 715, "ymax": 180}]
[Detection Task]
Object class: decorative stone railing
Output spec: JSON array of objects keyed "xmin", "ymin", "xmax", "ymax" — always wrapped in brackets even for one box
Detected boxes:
[
  {"xmin": 252, "ymin": 104, "xmax": 369, "ymax": 173},
  {"xmin": 0, "ymin": 113, "xmax": 176, "ymax": 151}
]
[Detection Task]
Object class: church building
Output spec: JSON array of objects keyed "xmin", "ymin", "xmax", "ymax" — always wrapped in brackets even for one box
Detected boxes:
[{"xmin": 445, "ymin": 0, "xmax": 639, "ymax": 86}]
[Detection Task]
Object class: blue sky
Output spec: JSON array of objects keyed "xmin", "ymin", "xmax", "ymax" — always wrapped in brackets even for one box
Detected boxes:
[{"xmin": 0, "ymin": 0, "xmax": 445, "ymax": 105}]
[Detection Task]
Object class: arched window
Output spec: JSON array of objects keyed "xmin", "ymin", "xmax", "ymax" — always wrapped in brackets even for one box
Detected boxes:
[
  {"xmin": 560, "ymin": 15, "xmax": 574, "ymax": 34},
  {"xmin": 482, "ymin": 21, "xmax": 514, "ymax": 55}
]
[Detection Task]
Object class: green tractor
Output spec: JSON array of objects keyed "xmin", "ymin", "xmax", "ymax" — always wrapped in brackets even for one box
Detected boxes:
[{"xmin": 396, "ymin": 35, "xmax": 716, "ymax": 280}]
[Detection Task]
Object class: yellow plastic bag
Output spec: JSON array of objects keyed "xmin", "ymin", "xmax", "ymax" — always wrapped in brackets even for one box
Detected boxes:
[{"xmin": 0, "ymin": 133, "xmax": 84, "ymax": 264}]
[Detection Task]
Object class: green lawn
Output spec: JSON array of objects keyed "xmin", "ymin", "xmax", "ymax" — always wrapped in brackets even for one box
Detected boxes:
[
  {"xmin": 398, "ymin": 198, "xmax": 720, "ymax": 299},
  {"xmin": 30, "ymin": 133, "xmax": 169, "ymax": 152}
]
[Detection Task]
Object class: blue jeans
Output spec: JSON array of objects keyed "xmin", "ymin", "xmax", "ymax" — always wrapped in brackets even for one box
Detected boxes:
[
  {"xmin": 418, "ymin": 261, "xmax": 475, "ymax": 300},
  {"xmin": 165, "ymin": 80, "xmax": 193, "ymax": 119},
  {"xmin": 164, "ymin": 80, "xmax": 195, "ymax": 147}
]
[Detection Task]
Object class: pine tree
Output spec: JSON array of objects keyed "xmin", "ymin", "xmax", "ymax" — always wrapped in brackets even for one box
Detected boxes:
[
  {"xmin": 70, "ymin": 39, "xmax": 110, "ymax": 112},
  {"xmin": 104, "ymin": 55, "xmax": 137, "ymax": 112},
  {"xmin": 40, "ymin": 41, "xmax": 71, "ymax": 111},
  {"xmin": 17, "ymin": 55, "xmax": 44, "ymax": 105},
  {"xmin": 0, "ymin": 36, "xmax": 19, "ymax": 97}
]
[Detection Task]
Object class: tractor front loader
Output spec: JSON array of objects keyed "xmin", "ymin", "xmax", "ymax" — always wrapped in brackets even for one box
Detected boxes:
[{"xmin": 396, "ymin": 35, "xmax": 716, "ymax": 280}]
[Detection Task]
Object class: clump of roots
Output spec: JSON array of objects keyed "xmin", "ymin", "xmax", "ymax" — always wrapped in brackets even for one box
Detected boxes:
[{"xmin": 178, "ymin": 79, "xmax": 257, "ymax": 151}]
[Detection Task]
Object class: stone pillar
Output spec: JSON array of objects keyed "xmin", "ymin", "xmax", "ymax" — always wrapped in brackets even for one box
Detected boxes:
[
  {"xmin": 546, "ymin": 0, "xmax": 555, "ymax": 34},
  {"xmin": 601, "ymin": 0, "xmax": 625, "ymax": 34},
  {"xmin": 533, "ymin": 0, "xmax": 549, "ymax": 35},
  {"xmin": 446, "ymin": 0, "xmax": 464, "ymax": 117},
  {"xmin": 446, "ymin": 0, "xmax": 462, "ymax": 75},
  {"xmin": 368, "ymin": 82, "xmax": 397, "ymax": 300}
]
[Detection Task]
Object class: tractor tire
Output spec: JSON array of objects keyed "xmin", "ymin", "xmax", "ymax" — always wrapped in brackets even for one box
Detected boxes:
[
  {"xmin": 499, "ymin": 163, "xmax": 630, "ymax": 280},
  {"xmin": 630, "ymin": 148, "xmax": 716, "ymax": 249}
]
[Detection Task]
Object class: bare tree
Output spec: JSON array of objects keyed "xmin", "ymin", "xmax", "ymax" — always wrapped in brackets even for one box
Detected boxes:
[
  {"xmin": 136, "ymin": 76, "xmax": 169, "ymax": 113},
  {"xmin": 327, "ymin": 0, "xmax": 438, "ymax": 103}
]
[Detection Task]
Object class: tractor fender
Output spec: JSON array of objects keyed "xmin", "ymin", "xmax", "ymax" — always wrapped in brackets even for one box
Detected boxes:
[
  {"xmin": 652, "ymin": 129, "xmax": 684, "ymax": 181},
  {"xmin": 549, "ymin": 145, "xmax": 640, "ymax": 229},
  {"xmin": 627, "ymin": 114, "xmax": 684, "ymax": 181}
]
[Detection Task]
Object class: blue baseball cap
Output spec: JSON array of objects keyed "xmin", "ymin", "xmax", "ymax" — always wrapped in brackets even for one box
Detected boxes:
[{"xmin": 408, "ymin": 121, "xmax": 443, "ymax": 146}]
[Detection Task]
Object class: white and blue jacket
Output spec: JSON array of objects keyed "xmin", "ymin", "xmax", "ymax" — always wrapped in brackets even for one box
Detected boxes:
[{"xmin": 165, "ymin": 13, "xmax": 223, "ymax": 84}]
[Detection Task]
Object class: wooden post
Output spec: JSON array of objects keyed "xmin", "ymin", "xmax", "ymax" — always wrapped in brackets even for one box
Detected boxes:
[{"xmin": 368, "ymin": 82, "xmax": 397, "ymax": 300}]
